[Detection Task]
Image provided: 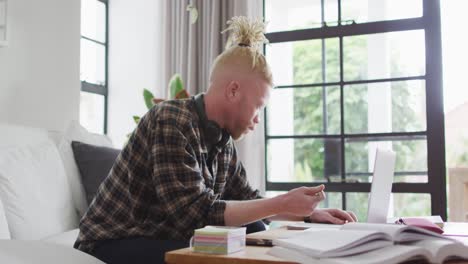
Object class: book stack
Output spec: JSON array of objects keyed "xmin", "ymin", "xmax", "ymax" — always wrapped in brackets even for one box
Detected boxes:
[
  {"xmin": 192, "ymin": 226, "xmax": 246, "ymax": 255},
  {"xmin": 268, "ymin": 222, "xmax": 468, "ymax": 264}
]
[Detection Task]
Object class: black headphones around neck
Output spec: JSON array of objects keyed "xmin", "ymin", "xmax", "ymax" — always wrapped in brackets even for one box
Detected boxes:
[{"xmin": 193, "ymin": 94, "xmax": 225, "ymax": 147}]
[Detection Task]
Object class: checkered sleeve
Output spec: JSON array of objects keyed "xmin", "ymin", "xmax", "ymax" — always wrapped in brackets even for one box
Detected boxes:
[
  {"xmin": 222, "ymin": 145, "xmax": 261, "ymax": 201},
  {"xmin": 151, "ymin": 119, "xmax": 227, "ymax": 228}
]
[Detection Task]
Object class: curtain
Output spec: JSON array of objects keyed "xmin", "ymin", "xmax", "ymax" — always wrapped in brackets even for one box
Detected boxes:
[{"xmin": 160, "ymin": 0, "xmax": 266, "ymax": 193}]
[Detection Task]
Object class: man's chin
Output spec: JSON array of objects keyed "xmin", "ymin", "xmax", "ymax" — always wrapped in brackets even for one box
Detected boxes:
[
  {"xmin": 233, "ymin": 134, "xmax": 245, "ymax": 141},
  {"xmin": 232, "ymin": 131, "xmax": 250, "ymax": 141}
]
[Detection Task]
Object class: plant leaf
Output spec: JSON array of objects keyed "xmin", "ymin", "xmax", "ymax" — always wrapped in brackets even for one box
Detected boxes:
[
  {"xmin": 133, "ymin": 115, "xmax": 141, "ymax": 124},
  {"xmin": 186, "ymin": 4, "xmax": 198, "ymax": 24},
  {"xmin": 143, "ymin": 89, "xmax": 155, "ymax": 110},
  {"xmin": 168, "ymin": 74, "xmax": 184, "ymax": 99}
]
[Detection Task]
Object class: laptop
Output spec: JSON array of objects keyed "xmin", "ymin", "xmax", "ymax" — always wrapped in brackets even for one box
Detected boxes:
[
  {"xmin": 284, "ymin": 148, "xmax": 397, "ymax": 226},
  {"xmin": 366, "ymin": 148, "xmax": 396, "ymax": 223},
  {"xmin": 246, "ymin": 148, "xmax": 396, "ymax": 245}
]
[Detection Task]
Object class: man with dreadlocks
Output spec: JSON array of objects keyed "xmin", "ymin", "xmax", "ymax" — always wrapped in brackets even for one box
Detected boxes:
[{"xmin": 74, "ymin": 16, "xmax": 357, "ymax": 264}]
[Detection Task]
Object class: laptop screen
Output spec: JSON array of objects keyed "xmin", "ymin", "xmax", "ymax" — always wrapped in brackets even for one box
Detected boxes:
[{"xmin": 366, "ymin": 149, "xmax": 397, "ymax": 223}]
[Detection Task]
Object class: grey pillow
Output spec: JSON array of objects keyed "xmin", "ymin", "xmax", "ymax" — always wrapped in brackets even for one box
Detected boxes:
[{"xmin": 71, "ymin": 141, "xmax": 121, "ymax": 205}]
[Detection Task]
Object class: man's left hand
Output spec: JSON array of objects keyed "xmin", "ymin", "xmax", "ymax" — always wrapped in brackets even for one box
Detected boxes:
[{"xmin": 308, "ymin": 208, "xmax": 358, "ymax": 224}]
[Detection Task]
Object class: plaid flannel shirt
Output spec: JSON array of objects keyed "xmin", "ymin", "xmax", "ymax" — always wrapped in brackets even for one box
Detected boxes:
[{"xmin": 74, "ymin": 96, "xmax": 260, "ymax": 253}]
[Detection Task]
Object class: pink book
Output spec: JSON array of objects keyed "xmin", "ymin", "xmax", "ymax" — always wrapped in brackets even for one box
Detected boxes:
[{"xmin": 396, "ymin": 217, "xmax": 444, "ymax": 234}]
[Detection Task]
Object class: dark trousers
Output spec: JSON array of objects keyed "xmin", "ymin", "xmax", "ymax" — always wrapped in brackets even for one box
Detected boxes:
[{"xmin": 92, "ymin": 221, "xmax": 266, "ymax": 264}]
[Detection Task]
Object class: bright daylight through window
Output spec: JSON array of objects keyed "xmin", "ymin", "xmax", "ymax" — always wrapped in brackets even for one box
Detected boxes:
[
  {"xmin": 80, "ymin": 0, "xmax": 108, "ymax": 134},
  {"xmin": 263, "ymin": 0, "xmax": 461, "ymax": 221}
]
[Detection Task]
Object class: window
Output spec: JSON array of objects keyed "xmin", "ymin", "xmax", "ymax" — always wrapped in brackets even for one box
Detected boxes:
[
  {"xmin": 80, "ymin": 0, "xmax": 108, "ymax": 134},
  {"xmin": 0, "ymin": 0, "xmax": 8, "ymax": 46},
  {"xmin": 264, "ymin": 0, "xmax": 446, "ymax": 220}
]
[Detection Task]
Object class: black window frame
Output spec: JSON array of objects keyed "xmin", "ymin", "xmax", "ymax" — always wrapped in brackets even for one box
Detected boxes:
[
  {"xmin": 263, "ymin": 0, "xmax": 447, "ymax": 220},
  {"xmin": 80, "ymin": 0, "xmax": 109, "ymax": 134}
]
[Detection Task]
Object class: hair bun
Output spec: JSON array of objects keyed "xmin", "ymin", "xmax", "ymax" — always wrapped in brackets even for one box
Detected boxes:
[{"xmin": 222, "ymin": 16, "xmax": 269, "ymax": 51}]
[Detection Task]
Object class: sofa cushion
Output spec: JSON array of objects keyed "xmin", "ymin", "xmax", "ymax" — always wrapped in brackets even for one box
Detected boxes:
[
  {"xmin": 0, "ymin": 240, "xmax": 104, "ymax": 264},
  {"xmin": 0, "ymin": 123, "xmax": 50, "ymax": 148},
  {"xmin": 0, "ymin": 139, "xmax": 78, "ymax": 240},
  {"xmin": 50, "ymin": 121, "xmax": 113, "ymax": 217},
  {"xmin": 71, "ymin": 141, "xmax": 121, "ymax": 205},
  {"xmin": 0, "ymin": 198, "xmax": 10, "ymax": 239},
  {"xmin": 42, "ymin": 228, "xmax": 80, "ymax": 247}
]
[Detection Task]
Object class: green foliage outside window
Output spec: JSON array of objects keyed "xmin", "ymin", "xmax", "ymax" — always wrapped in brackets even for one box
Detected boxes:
[{"xmin": 289, "ymin": 34, "xmax": 426, "ymax": 220}]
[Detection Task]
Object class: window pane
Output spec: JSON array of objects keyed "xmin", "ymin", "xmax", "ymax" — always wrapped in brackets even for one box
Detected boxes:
[
  {"xmin": 345, "ymin": 139, "xmax": 428, "ymax": 183},
  {"xmin": 344, "ymin": 172, "xmax": 428, "ymax": 184},
  {"xmin": 346, "ymin": 193, "xmax": 369, "ymax": 222},
  {"xmin": 267, "ymin": 86, "xmax": 340, "ymax": 135},
  {"xmin": 394, "ymin": 173, "xmax": 427, "ymax": 184},
  {"xmin": 393, "ymin": 193, "xmax": 431, "ymax": 217},
  {"xmin": 266, "ymin": 38, "xmax": 340, "ymax": 87},
  {"xmin": 266, "ymin": 191, "xmax": 342, "ymax": 210},
  {"xmin": 80, "ymin": 38, "xmax": 105, "ymax": 85},
  {"xmin": 81, "ymin": 0, "xmax": 106, "ymax": 42},
  {"xmin": 344, "ymin": 30, "xmax": 425, "ymax": 81},
  {"xmin": 344, "ymin": 80, "xmax": 426, "ymax": 134},
  {"xmin": 267, "ymin": 138, "xmax": 341, "ymax": 182},
  {"xmin": 321, "ymin": 192, "xmax": 342, "ymax": 210},
  {"xmin": 80, "ymin": 91, "xmax": 104, "ymax": 134},
  {"xmin": 265, "ymin": 0, "xmax": 338, "ymax": 33},
  {"xmin": 342, "ymin": 0, "xmax": 422, "ymax": 24},
  {"xmin": 346, "ymin": 193, "xmax": 430, "ymax": 222}
]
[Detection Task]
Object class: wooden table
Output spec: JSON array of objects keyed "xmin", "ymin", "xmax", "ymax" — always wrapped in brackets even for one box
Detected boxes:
[
  {"xmin": 165, "ymin": 227, "xmax": 296, "ymax": 264},
  {"xmin": 165, "ymin": 246, "xmax": 294, "ymax": 264},
  {"xmin": 165, "ymin": 223, "xmax": 468, "ymax": 264}
]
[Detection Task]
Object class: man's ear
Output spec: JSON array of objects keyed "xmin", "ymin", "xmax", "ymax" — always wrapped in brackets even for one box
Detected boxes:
[{"xmin": 225, "ymin": 81, "xmax": 240, "ymax": 102}]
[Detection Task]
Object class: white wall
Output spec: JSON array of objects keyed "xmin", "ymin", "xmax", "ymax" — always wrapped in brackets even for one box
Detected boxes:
[
  {"xmin": 107, "ymin": 0, "xmax": 164, "ymax": 147},
  {"xmin": 0, "ymin": 0, "xmax": 80, "ymax": 132}
]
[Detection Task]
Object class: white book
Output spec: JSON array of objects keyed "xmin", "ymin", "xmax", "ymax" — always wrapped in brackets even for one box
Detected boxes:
[
  {"xmin": 286, "ymin": 222, "xmax": 343, "ymax": 231},
  {"xmin": 272, "ymin": 229, "xmax": 393, "ymax": 258},
  {"xmin": 340, "ymin": 222, "xmax": 449, "ymax": 242},
  {"xmin": 269, "ymin": 239, "xmax": 468, "ymax": 264},
  {"xmin": 272, "ymin": 222, "xmax": 455, "ymax": 258}
]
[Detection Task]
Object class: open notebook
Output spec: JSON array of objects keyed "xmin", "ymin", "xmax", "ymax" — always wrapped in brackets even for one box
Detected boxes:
[
  {"xmin": 268, "ymin": 223, "xmax": 468, "ymax": 264},
  {"xmin": 269, "ymin": 240, "xmax": 468, "ymax": 264},
  {"xmin": 272, "ymin": 222, "xmax": 452, "ymax": 258}
]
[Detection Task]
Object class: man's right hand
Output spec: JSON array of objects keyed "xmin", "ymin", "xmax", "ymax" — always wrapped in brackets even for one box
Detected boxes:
[
  {"xmin": 223, "ymin": 185, "xmax": 326, "ymax": 226},
  {"xmin": 278, "ymin": 185, "xmax": 326, "ymax": 216}
]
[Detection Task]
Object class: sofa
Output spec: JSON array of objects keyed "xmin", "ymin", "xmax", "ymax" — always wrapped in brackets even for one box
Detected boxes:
[{"xmin": 0, "ymin": 121, "xmax": 114, "ymax": 264}]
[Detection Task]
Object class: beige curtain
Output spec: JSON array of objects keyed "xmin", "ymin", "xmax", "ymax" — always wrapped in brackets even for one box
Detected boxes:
[
  {"xmin": 160, "ymin": 0, "xmax": 265, "ymax": 192},
  {"xmin": 161, "ymin": 0, "xmax": 262, "ymax": 94}
]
